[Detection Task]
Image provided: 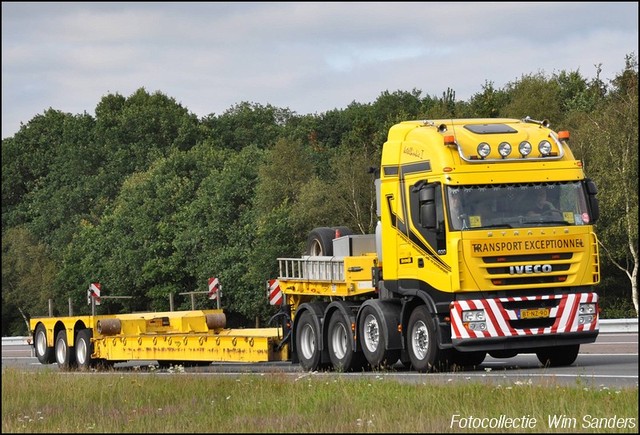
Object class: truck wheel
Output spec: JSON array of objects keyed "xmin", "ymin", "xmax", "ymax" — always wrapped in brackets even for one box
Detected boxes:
[
  {"xmin": 295, "ymin": 311, "xmax": 322, "ymax": 371},
  {"xmin": 327, "ymin": 313, "xmax": 366, "ymax": 372},
  {"xmin": 75, "ymin": 329, "xmax": 94, "ymax": 371},
  {"xmin": 306, "ymin": 227, "xmax": 335, "ymax": 256},
  {"xmin": 406, "ymin": 306, "xmax": 443, "ymax": 373},
  {"xmin": 358, "ymin": 305, "xmax": 398, "ymax": 369},
  {"xmin": 55, "ymin": 330, "xmax": 77, "ymax": 370},
  {"xmin": 536, "ymin": 344, "xmax": 580, "ymax": 367},
  {"xmin": 34, "ymin": 324, "xmax": 55, "ymax": 364}
]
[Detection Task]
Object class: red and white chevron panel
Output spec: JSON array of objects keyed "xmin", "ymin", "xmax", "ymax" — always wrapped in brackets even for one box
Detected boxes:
[
  {"xmin": 267, "ymin": 279, "xmax": 283, "ymax": 305},
  {"xmin": 208, "ymin": 277, "xmax": 220, "ymax": 300},
  {"xmin": 450, "ymin": 292, "xmax": 599, "ymax": 340},
  {"xmin": 87, "ymin": 282, "xmax": 101, "ymax": 305}
]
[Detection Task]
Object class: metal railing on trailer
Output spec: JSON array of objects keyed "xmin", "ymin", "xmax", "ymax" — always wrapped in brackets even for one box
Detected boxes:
[{"xmin": 278, "ymin": 256, "xmax": 345, "ymax": 282}]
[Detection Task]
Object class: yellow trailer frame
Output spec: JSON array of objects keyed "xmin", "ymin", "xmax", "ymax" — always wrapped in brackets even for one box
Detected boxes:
[{"xmin": 29, "ymin": 309, "xmax": 288, "ymax": 366}]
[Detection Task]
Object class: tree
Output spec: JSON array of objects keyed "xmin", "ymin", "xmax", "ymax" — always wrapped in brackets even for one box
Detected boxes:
[
  {"xmin": 2, "ymin": 226, "xmax": 57, "ymax": 334},
  {"xmin": 425, "ymin": 87, "xmax": 458, "ymax": 119},
  {"xmin": 500, "ymin": 72, "xmax": 563, "ymax": 122},
  {"xmin": 200, "ymin": 102, "xmax": 292, "ymax": 151},
  {"xmin": 575, "ymin": 54, "xmax": 638, "ymax": 316},
  {"xmin": 179, "ymin": 145, "xmax": 270, "ymax": 323},
  {"xmin": 467, "ymin": 81, "xmax": 509, "ymax": 118}
]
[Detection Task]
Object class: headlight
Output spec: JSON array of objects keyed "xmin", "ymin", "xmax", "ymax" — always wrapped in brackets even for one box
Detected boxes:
[
  {"xmin": 462, "ymin": 310, "xmax": 486, "ymax": 322},
  {"xmin": 577, "ymin": 303, "xmax": 597, "ymax": 325},
  {"xmin": 462, "ymin": 309, "xmax": 487, "ymax": 332},
  {"xmin": 579, "ymin": 303, "xmax": 596, "ymax": 314}
]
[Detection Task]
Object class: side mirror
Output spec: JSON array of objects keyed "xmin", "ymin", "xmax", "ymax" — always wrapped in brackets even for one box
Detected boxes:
[
  {"xmin": 420, "ymin": 202, "xmax": 436, "ymax": 229},
  {"xmin": 417, "ymin": 184, "xmax": 437, "ymax": 229}
]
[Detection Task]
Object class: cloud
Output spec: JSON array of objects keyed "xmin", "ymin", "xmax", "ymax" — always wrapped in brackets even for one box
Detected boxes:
[{"xmin": 2, "ymin": 2, "xmax": 638, "ymax": 138}]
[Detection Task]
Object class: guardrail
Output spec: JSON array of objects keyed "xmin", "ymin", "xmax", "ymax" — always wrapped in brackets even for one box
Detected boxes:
[
  {"xmin": 2, "ymin": 319, "xmax": 636, "ymax": 348},
  {"xmin": 2, "ymin": 336, "xmax": 32, "ymax": 346},
  {"xmin": 598, "ymin": 318, "xmax": 638, "ymax": 333}
]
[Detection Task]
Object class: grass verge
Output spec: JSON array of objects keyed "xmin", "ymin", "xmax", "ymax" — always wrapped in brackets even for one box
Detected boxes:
[{"xmin": 2, "ymin": 367, "xmax": 637, "ymax": 433}]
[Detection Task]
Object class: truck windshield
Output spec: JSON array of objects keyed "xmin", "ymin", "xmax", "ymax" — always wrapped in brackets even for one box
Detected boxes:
[{"xmin": 446, "ymin": 182, "xmax": 592, "ymax": 230}]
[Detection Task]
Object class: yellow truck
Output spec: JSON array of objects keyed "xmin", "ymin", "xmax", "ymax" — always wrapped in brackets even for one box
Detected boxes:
[{"xmin": 30, "ymin": 117, "xmax": 601, "ymax": 372}]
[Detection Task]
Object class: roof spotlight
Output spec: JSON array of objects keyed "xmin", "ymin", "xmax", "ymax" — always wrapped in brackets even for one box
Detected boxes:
[
  {"xmin": 519, "ymin": 141, "xmax": 532, "ymax": 157},
  {"xmin": 477, "ymin": 142, "xmax": 491, "ymax": 158},
  {"xmin": 498, "ymin": 142, "xmax": 512, "ymax": 157}
]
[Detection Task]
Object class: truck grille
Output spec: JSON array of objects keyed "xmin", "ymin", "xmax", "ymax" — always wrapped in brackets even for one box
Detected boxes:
[{"xmin": 482, "ymin": 252, "xmax": 573, "ymax": 286}]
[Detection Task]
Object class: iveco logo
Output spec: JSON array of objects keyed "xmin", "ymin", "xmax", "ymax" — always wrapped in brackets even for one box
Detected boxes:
[{"xmin": 509, "ymin": 264, "xmax": 552, "ymax": 275}]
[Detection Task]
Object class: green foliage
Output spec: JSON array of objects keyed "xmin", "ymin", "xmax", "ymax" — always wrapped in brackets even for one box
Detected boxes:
[
  {"xmin": 200, "ymin": 101, "xmax": 292, "ymax": 151},
  {"xmin": 467, "ymin": 80, "xmax": 510, "ymax": 118},
  {"xmin": 572, "ymin": 55, "xmax": 638, "ymax": 314},
  {"xmin": 600, "ymin": 294, "xmax": 637, "ymax": 319},
  {"xmin": 181, "ymin": 145, "xmax": 267, "ymax": 319},
  {"xmin": 500, "ymin": 72, "xmax": 563, "ymax": 121},
  {"xmin": 2, "ymin": 227, "xmax": 57, "ymax": 334}
]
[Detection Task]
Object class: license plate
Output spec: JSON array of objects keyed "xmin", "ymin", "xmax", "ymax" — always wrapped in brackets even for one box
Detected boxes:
[{"xmin": 519, "ymin": 308, "xmax": 550, "ymax": 319}]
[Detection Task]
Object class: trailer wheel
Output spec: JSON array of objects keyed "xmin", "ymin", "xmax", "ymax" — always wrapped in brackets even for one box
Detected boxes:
[
  {"xmin": 406, "ymin": 305, "xmax": 444, "ymax": 373},
  {"xmin": 536, "ymin": 344, "xmax": 580, "ymax": 367},
  {"xmin": 295, "ymin": 311, "xmax": 322, "ymax": 371},
  {"xmin": 358, "ymin": 305, "xmax": 398, "ymax": 369},
  {"xmin": 75, "ymin": 329, "xmax": 94, "ymax": 371},
  {"xmin": 306, "ymin": 227, "xmax": 335, "ymax": 256},
  {"xmin": 34, "ymin": 324, "xmax": 55, "ymax": 364},
  {"xmin": 55, "ymin": 330, "xmax": 77, "ymax": 370},
  {"xmin": 327, "ymin": 313, "xmax": 366, "ymax": 372}
]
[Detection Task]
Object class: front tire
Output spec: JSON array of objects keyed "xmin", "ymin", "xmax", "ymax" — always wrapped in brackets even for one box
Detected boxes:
[
  {"xmin": 536, "ymin": 344, "xmax": 580, "ymax": 367},
  {"xmin": 327, "ymin": 313, "xmax": 366, "ymax": 372},
  {"xmin": 55, "ymin": 330, "xmax": 76, "ymax": 370},
  {"xmin": 34, "ymin": 324, "xmax": 55, "ymax": 364},
  {"xmin": 295, "ymin": 311, "xmax": 322, "ymax": 371},
  {"xmin": 406, "ymin": 306, "xmax": 445, "ymax": 373}
]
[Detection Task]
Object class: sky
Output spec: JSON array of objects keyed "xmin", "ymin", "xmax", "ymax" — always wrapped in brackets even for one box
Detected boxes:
[{"xmin": 2, "ymin": 2, "xmax": 638, "ymax": 139}]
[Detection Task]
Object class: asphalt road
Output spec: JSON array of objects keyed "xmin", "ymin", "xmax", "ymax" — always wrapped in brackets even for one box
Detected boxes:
[{"xmin": 3, "ymin": 333, "xmax": 637, "ymax": 389}]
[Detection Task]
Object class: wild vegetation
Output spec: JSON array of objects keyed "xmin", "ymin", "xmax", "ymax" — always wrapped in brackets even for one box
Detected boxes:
[
  {"xmin": 2, "ymin": 54, "xmax": 638, "ymax": 336},
  {"xmin": 1, "ymin": 368, "xmax": 637, "ymax": 433}
]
